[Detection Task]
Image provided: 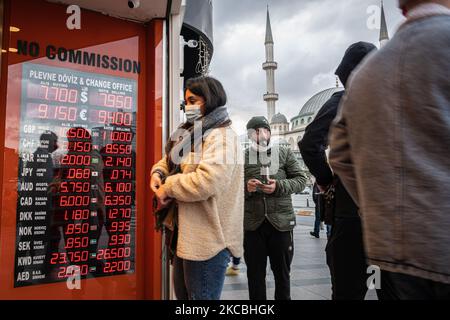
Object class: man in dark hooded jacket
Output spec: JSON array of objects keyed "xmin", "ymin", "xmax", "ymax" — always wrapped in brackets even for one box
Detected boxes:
[{"xmin": 299, "ymin": 42, "xmax": 377, "ymax": 300}]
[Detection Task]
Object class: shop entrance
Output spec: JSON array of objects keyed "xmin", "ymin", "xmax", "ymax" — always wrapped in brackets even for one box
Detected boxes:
[{"xmin": 0, "ymin": 0, "xmax": 165, "ymax": 299}]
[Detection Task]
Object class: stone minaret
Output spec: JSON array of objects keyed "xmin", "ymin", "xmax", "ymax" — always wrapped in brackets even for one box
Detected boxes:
[
  {"xmin": 263, "ymin": 6, "xmax": 278, "ymax": 122},
  {"xmin": 379, "ymin": 1, "xmax": 389, "ymax": 47}
]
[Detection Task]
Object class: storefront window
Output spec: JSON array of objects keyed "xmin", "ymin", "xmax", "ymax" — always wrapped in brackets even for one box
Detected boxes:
[{"xmin": 0, "ymin": 0, "xmax": 151, "ymax": 298}]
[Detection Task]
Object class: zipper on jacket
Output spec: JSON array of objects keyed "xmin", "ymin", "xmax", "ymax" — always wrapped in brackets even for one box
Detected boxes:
[{"xmin": 263, "ymin": 194, "xmax": 268, "ymax": 218}]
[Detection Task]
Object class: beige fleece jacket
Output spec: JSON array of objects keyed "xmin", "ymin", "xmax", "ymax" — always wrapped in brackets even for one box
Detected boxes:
[{"xmin": 151, "ymin": 126, "xmax": 244, "ymax": 261}]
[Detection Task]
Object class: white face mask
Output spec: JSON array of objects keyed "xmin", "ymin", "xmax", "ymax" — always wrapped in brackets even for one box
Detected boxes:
[
  {"xmin": 251, "ymin": 139, "xmax": 272, "ymax": 152},
  {"xmin": 185, "ymin": 105, "xmax": 203, "ymax": 123}
]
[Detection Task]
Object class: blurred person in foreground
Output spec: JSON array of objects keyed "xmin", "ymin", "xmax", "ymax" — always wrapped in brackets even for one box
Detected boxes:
[{"xmin": 329, "ymin": 0, "xmax": 450, "ymax": 299}]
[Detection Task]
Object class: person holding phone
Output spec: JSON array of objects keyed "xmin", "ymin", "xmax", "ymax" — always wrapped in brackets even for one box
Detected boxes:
[{"xmin": 243, "ymin": 116, "xmax": 307, "ymax": 300}]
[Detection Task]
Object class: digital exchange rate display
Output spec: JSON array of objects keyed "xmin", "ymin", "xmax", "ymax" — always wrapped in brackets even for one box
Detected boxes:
[{"xmin": 15, "ymin": 63, "xmax": 137, "ymax": 287}]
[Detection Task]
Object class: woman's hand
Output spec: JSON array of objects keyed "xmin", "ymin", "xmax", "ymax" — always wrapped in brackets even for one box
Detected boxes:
[
  {"xmin": 151, "ymin": 173, "xmax": 162, "ymax": 193},
  {"xmin": 156, "ymin": 185, "xmax": 171, "ymax": 206}
]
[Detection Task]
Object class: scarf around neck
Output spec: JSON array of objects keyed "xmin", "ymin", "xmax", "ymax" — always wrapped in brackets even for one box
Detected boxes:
[{"xmin": 166, "ymin": 106, "xmax": 231, "ymax": 172}]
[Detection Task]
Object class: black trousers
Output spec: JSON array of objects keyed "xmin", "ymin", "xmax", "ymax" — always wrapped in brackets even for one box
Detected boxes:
[
  {"xmin": 379, "ymin": 270, "xmax": 450, "ymax": 300},
  {"xmin": 326, "ymin": 217, "xmax": 368, "ymax": 300},
  {"xmin": 244, "ymin": 220, "xmax": 294, "ymax": 300}
]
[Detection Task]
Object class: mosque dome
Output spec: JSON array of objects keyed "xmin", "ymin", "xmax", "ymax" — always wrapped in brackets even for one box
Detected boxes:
[
  {"xmin": 298, "ymin": 87, "xmax": 343, "ymax": 117},
  {"xmin": 291, "ymin": 87, "xmax": 343, "ymax": 130},
  {"xmin": 270, "ymin": 112, "xmax": 288, "ymax": 124}
]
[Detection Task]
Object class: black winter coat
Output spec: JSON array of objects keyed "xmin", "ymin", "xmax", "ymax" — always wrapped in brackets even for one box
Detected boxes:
[{"xmin": 298, "ymin": 92, "xmax": 358, "ymax": 218}]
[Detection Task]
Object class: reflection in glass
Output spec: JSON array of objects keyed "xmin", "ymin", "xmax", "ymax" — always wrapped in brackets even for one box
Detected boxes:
[{"xmin": 13, "ymin": 62, "xmax": 137, "ymax": 287}]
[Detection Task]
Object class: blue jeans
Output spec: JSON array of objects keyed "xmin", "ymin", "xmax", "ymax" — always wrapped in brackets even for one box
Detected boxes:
[
  {"xmin": 173, "ymin": 248, "xmax": 230, "ymax": 300},
  {"xmin": 314, "ymin": 206, "xmax": 332, "ymax": 237}
]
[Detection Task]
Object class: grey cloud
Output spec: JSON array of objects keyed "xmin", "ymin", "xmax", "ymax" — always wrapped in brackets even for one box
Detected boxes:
[{"xmin": 210, "ymin": 0, "xmax": 404, "ymax": 134}]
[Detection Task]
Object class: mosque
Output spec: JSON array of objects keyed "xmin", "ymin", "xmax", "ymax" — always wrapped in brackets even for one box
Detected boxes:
[{"xmin": 249, "ymin": 3, "xmax": 390, "ymax": 171}]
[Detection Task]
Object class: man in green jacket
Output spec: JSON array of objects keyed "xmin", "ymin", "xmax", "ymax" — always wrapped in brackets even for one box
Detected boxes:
[{"xmin": 244, "ymin": 116, "xmax": 307, "ymax": 300}]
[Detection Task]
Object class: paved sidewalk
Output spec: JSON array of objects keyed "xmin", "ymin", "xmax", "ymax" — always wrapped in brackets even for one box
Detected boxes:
[{"xmin": 221, "ymin": 215, "xmax": 378, "ymax": 300}]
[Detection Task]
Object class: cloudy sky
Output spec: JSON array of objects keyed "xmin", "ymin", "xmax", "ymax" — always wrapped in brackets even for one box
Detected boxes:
[{"xmin": 209, "ymin": 0, "xmax": 404, "ymax": 135}]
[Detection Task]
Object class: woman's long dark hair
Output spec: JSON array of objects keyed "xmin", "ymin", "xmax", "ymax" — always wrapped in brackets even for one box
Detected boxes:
[
  {"xmin": 185, "ymin": 76, "xmax": 227, "ymax": 115},
  {"xmin": 165, "ymin": 76, "xmax": 232, "ymax": 169}
]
